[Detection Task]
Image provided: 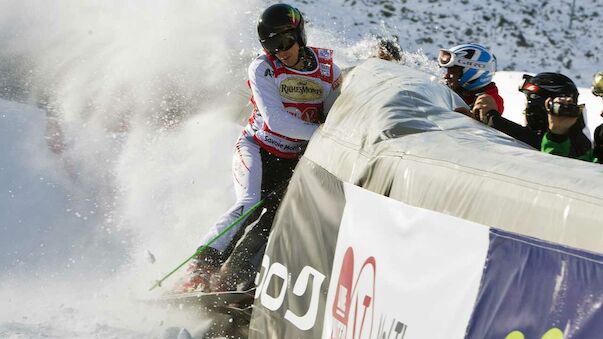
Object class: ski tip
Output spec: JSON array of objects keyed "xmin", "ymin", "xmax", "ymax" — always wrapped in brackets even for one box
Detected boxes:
[
  {"xmin": 160, "ymin": 327, "xmax": 193, "ymax": 339},
  {"xmin": 177, "ymin": 328, "xmax": 193, "ymax": 339}
]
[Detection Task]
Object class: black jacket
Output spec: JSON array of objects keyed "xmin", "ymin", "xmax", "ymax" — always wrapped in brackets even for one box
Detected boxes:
[{"xmin": 487, "ymin": 114, "xmax": 591, "ymax": 158}]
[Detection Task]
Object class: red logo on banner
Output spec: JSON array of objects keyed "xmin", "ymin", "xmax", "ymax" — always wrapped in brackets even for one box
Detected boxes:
[{"xmin": 331, "ymin": 247, "xmax": 377, "ymax": 339}]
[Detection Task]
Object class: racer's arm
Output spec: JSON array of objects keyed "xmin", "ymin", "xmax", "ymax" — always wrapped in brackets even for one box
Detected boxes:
[
  {"xmin": 331, "ymin": 63, "xmax": 342, "ymax": 91},
  {"xmin": 321, "ymin": 63, "xmax": 343, "ymax": 121},
  {"xmin": 248, "ymin": 58, "xmax": 319, "ymax": 140}
]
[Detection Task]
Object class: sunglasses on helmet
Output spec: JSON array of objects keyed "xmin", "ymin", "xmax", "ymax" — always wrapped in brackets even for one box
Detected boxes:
[
  {"xmin": 519, "ymin": 74, "xmax": 539, "ymax": 94},
  {"xmin": 437, "ymin": 49, "xmax": 490, "ymax": 69},
  {"xmin": 260, "ymin": 30, "xmax": 297, "ymax": 55}
]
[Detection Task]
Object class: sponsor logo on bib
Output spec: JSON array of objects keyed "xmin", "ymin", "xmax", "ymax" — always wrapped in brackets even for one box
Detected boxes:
[
  {"xmin": 280, "ymin": 77, "xmax": 324, "ymax": 102},
  {"xmin": 320, "ymin": 63, "xmax": 331, "ymax": 77},
  {"xmin": 318, "ymin": 49, "xmax": 332, "ymax": 60}
]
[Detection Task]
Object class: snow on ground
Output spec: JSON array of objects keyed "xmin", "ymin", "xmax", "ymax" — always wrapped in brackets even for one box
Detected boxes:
[
  {"xmin": 0, "ymin": 0, "xmax": 602, "ymax": 338},
  {"xmin": 0, "ymin": 98, "xmax": 223, "ymax": 338}
]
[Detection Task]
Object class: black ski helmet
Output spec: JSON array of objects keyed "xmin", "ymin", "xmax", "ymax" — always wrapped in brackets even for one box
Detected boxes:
[
  {"xmin": 257, "ymin": 4, "xmax": 306, "ymax": 54},
  {"xmin": 519, "ymin": 72, "xmax": 579, "ymax": 131},
  {"xmin": 376, "ymin": 38, "xmax": 402, "ymax": 61}
]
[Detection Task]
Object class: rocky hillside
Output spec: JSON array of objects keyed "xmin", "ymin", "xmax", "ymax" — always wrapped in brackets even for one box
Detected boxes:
[{"xmin": 301, "ymin": 0, "xmax": 602, "ymax": 86}]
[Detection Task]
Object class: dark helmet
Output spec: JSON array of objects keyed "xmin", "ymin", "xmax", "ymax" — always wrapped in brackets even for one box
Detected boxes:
[
  {"xmin": 519, "ymin": 72, "xmax": 579, "ymax": 131},
  {"xmin": 520, "ymin": 72, "xmax": 578, "ymax": 100},
  {"xmin": 257, "ymin": 4, "xmax": 306, "ymax": 54},
  {"xmin": 376, "ymin": 39, "xmax": 402, "ymax": 61}
]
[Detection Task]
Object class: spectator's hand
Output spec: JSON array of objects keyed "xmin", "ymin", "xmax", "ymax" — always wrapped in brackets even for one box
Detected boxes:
[
  {"xmin": 454, "ymin": 106, "xmax": 473, "ymax": 117},
  {"xmin": 545, "ymin": 97, "xmax": 579, "ymax": 135},
  {"xmin": 472, "ymin": 94, "xmax": 499, "ymax": 123}
]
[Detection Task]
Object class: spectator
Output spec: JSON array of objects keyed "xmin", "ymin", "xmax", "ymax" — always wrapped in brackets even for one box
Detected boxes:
[
  {"xmin": 438, "ymin": 43, "xmax": 504, "ymax": 118},
  {"xmin": 478, "ymin": 72, "xmax": 592, "ymax": 158},
  {"xmin": 541, "ymin": 71, "xmax": 603, "ymax": 163}
]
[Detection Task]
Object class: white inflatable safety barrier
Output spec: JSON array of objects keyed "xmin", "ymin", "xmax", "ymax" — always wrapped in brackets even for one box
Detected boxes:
[{"xmin": 249, "ymin": 59, "xmax": 603, "ymax": 339}]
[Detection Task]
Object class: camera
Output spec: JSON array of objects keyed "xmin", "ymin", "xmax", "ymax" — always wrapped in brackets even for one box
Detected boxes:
[{"xmin": 546, "ymin": 100, "xmax": 584, "ymax": 117}]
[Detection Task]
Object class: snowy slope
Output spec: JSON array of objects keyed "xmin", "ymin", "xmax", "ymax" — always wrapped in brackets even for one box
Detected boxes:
[
  {"xmin": 301, "ymin": 0, "xmax": 602, "ymax": 85},
  {"xmin": 0, "ymin": 0, "xmax": 602, "ymax": 338}
]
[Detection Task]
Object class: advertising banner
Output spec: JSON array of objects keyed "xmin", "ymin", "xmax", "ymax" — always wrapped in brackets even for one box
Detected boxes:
[
  {"xmin": 249, "ymin": 159, "xmax": 346, "ymax": 339},
  {"xmin": 465, "ymin": 229, "xmax": 603, "ymax": 339},
  {"xmin": 249, "ymin": 161, "xmax": 603, "ymax": 339},
  {"xmin": 322, "ymin": 183, "xmax": 490, "ymax": 339}
]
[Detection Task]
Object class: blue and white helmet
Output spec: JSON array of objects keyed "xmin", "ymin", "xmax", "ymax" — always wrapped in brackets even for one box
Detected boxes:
[{"xmin": 438, "ymin": 43, "xmax": 497, "ymax": 91}]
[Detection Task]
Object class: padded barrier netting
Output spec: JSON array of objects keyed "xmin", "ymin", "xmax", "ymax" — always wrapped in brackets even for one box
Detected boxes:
[{"xmin": 249, "ymin": 59, "xmax": 603, "ymax": 338}]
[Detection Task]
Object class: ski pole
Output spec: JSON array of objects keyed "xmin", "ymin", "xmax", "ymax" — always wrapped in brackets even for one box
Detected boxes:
[
  {"xmin": 149, "ymin": 199, "xmax": 265, "ymax": 291},
  {"xmin": 148, "ymin": 181, "xmax": 290, "ymax": 291}
]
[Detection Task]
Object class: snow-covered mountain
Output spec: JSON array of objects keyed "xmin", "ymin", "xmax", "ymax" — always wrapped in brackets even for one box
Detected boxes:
[
  {"xmin": 320, "ymin": 0, "xmax": 602, "ymax": 84},
  {"xmin": 1, "ymin": 1, "xmax": 602, "ymax": 338}
]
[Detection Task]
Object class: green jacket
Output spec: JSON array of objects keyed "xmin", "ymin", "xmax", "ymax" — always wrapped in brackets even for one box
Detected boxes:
[{"xmin": 541, "ymin": 132, "xmax": 601, "ymax": 163}]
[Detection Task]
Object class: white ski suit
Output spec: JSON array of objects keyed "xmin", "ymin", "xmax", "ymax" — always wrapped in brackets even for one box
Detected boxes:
[{"xmin": 199, "ymin": 46, "xmax": 341, "ymax": 255}]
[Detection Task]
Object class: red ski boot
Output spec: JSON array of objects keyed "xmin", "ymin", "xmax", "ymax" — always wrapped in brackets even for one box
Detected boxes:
[{"xmin": 176, "ymin": 247, "xmax": 224, "ymax": 293}]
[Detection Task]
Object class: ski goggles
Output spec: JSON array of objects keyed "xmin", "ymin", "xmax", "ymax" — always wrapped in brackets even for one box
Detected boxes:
[
  {"xmin": 519, "ymin": 74, "xmax": 539, "ymax": 94},
  {"xmin": 437, "ymin": 49, "xmax": 491, "ymax": 70},
  {"xmin": 260, "ymin": 30, "xmax": 297, "ymax": 55}
]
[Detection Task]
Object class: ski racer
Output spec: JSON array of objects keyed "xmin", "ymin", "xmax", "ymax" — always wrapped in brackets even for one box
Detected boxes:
[
  {"xmin": 541, "ymin": 71, "xmax": 603, "ymax": 163},
  {"xmin": 477, "ymin": 72, "xmax": 591, "ymax": 159},
  {"xmin": 179, "ymin": 3, "xmax": 342, "ymax": 292},
  {"xmin": 437, "ymin": 43, "xmax": 504, "ymax": 118}
]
